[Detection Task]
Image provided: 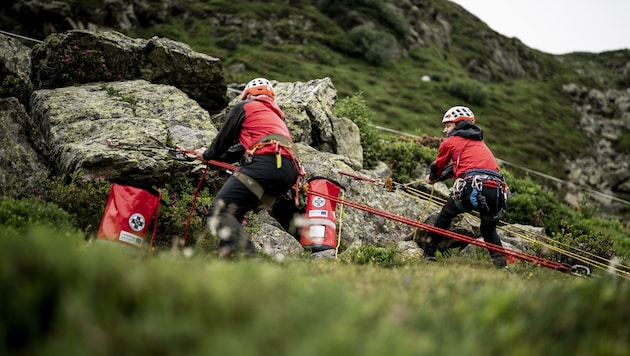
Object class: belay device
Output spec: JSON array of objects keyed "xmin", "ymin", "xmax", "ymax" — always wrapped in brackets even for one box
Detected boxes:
[
  {"xmin": 97, "ymin": 183, "xmax": 161, "ymax": 250},
  {"xmin": 300, "ymin": 177, "xmax": 345, "ymax": 252}
]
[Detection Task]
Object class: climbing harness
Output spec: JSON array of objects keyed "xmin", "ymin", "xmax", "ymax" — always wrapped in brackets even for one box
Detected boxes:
[
  {"xmin": 450, "ymin": 169, "xmax": 511, "ymax": 220},
  {"xmin": 241, "ymin": 134, "xmax": 307, "ymax": 208}
]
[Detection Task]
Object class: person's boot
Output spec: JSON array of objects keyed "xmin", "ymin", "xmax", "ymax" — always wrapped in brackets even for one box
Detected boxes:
[
  {"xmin": 417, "ymin": 234, "xmax": 437, "ymax": 261},
  {"xmin": 423, "ymin": 243, "xmax": 437, "ymax": 262},
  {"xmin": 210, "ymin": 213, "xmax": 256, "ymax": 258},
  {"xmin": 491, "ymin": 253, "xmax": 507, "ymax": 269}
]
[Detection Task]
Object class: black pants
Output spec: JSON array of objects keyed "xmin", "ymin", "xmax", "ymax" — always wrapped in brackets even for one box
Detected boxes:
[
  {"xmin": 208, "ymin": 154, "xmax": 299, "ymax": 254},
  {"xmin": 423, "ymin": 184, "xmax": 507, "ymax": 267}
]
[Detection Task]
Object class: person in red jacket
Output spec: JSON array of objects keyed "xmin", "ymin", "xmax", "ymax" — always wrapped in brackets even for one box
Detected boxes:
[
  {"xmin": 194, "ymin": 78, "xmax": 303, "ymax": 257},
  {"xmin": 421, "ymin": 106, "xmax": 510, "ymax": 268}
]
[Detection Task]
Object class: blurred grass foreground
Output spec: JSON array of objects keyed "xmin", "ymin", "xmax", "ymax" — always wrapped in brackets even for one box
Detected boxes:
[{"xmin": 1, "ymin": 226, "xmax": 629, "ymax": 356}]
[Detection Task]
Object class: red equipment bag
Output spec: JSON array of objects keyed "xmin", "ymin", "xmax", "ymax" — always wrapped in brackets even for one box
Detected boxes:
[
  {"xmin": 300, "ymin": 177, "xmax": 345, "ymax": 252},
  {"xmin": 97, "ymin": 183, "xmax": 161, "ymax": 250}
]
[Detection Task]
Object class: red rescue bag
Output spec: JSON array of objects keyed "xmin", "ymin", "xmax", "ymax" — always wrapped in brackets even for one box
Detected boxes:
[
  {"xmin": 97, "ymin": 183, "xmax": 161, "ymax": 250},
  {"xmin": 300, "ymin": 177, "xmax": 345, "ymax": 252}
]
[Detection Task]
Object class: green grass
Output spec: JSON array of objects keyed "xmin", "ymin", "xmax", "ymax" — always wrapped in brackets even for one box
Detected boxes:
[{"xmin": 2, "ymin": 227, "xmax": 629, "ymax": 355}]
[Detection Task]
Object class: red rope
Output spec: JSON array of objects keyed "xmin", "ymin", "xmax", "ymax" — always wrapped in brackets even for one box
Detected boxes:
[
  {"xmin": 181, "ymin": 159, "xmax": 236, "ymax": 247},
  {"xmin": 332, "ymin": 169, "xmax": 378, "ymax": 182},
  {"xmin": 148, "ymin": 190, "xmax": 163, "ymax": 255},
  {"xmin": 182, "ymin": 165, "xmax": 210, "ymax": 247},
  {"xmin": 314, "ymin": 191, "xmax": 572, "ymax": 273},
  {"xmin": 205, "ymin": 159, "xmax": 238, "ymax": 171}
]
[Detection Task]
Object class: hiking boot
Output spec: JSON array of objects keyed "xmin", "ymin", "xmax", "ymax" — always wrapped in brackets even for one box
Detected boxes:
[
  {"xmin": 492, "ymin": 254, "xmax": 507, "ymax": 269},
  {"xmin": 422, "ymin": 241, "xmax": 437, "ymax": 262},
  {"xmin": 217, "ymin": 234, "xmax": 257, "ymax": 259}
]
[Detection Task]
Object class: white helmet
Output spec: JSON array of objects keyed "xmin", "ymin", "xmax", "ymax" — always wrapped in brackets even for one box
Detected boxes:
[
  {"xmin": 241, "ymin": 78, "xmax": 275, "ymax": 100},
  {"xmin": 442, "ymin": 106, "xmax": 475, "ymax": 124}
]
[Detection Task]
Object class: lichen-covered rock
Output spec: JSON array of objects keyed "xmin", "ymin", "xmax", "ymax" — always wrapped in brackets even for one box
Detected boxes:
[
  {"xmin": 31, "ymin": 30, "xmax": 226, "ymax": 113},
  {"xmin": 0, "ymin": 34, "xmax": 33, "ymax": 104},
  {"xmin": 29, "ymin": 80, "xmax": 217, "ymax": 184},
  {"xmin": 0, "ymin": 98, "xmax": 48, "ymax": 198}
]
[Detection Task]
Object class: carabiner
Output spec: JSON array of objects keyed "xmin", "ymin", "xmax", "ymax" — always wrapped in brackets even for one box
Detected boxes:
[{"xmin": 570, "ymin": 264, "xmax": 591, "ymax": 277}]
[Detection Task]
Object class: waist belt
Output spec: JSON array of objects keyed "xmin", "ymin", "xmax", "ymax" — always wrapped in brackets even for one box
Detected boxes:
[
  {"xmin": 463, "ymin": 169, "xmax": 504, "ymax": 188},
  {"xmin": 232, "ymin": 171, "xmax": 276, "ymax": 208},
  {"xmin": 463, "ymin": 169, "xmax": 504, "ymax": 180},
  {"xmin": 246, "ymin": 134, "xmax": 298, "ymax": 168}
]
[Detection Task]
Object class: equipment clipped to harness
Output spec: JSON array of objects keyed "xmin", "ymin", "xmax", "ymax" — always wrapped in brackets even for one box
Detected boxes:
[
  {"xmin": 97, "ymin": 183, "xmax": 161, "ymax": 252},
  {"xmin": 451, "ymin": 178, "xmax": 467, "ymax": 201},
  {"xmin": 452, "ymin": 170, "xmax": 510, "ymax": 212},
  {"xmin": 468, "ymin": 175, "xmax": 487, "ymax": 210},
  {"xmin": 300, "ymin": 177, "xmax": 345, "ymax": 252}
]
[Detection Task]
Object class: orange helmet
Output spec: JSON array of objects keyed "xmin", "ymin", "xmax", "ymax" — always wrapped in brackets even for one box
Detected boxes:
[
  {"xmin": 241, "ymin": 78, "xmax": 275, "ymax": 100},
  {"xmin": 442, "ymin": 106, "xmax": 475, "ymax": 124}
]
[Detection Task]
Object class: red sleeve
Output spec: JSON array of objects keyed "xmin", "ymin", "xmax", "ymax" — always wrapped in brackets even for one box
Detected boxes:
[{"xmin": 432, "ymin": 138, "xmax": 455, "ymax": 177}]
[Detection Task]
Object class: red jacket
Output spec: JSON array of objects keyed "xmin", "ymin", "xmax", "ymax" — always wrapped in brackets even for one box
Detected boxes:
[
  {"xmin": 203, "ymin": 96, "xmax": 293, "ymax": 161},
  {"xmin": 430, "ymin": 121, "xmax": 498, "ymax": 180}
]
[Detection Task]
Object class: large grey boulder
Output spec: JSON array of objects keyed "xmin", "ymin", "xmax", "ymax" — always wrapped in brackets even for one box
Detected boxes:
[
  {"xmin": 28, "ymin": 77, "xmax": 363, "ymax": 185},
  {"xmin": 31, "ymin": 30, "xmax": 226, "ymax": 114},
  {"xmin": 0, "ymin": 97, "xmax": 48, "ymax": 198},
  {"xmin": 562, "ymin": 84, "xmax": 630, "ymax": 208},
  {"xmin": 29, "ymin": 80, "xmax": 216, "ymax": 184}
]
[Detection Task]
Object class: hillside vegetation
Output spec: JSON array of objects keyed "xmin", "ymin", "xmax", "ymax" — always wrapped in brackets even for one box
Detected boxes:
[
  {"xmin": 2, "ymin": 0, "xmax": 628, "ymax": 179},
  {"xmin": 122, "ymin": 0, "xmax": 627, "ymax": 179}
]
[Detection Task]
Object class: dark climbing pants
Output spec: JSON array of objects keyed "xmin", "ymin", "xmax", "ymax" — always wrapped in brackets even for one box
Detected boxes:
[
  {"xmin": 423, "ymin": 186, "xmax": 507, "ymax": 268},
  {"xmin": 208, "ymin": 154, "xmax": 298, "ymax": 254}
]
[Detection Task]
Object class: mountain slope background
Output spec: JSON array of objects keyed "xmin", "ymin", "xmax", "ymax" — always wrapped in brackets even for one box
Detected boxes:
[{"xmin": 1, "ymin": 0, "xmax": 629, "ymax": 191}]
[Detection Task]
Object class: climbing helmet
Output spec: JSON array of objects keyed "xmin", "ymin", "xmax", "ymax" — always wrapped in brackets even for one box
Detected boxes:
[
  {"xmin": 241, "ymin": 78, "xmax": 275, "ymax": 100},
  {"xmin": 442, "ymin": 105, "xmax": 475, "ymax": 124}
]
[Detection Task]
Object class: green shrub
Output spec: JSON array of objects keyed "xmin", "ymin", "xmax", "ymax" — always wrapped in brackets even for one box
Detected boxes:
[
  {"xmin": 348, "ymin": 25, "xmax": 398, "ymax": 66},
  {"xmin": 333, "ymin": 92, "xmax": 383, "ymax": 168},
  {"xmin": 377, "ymin": 138, "xmax": 437, "ymax": 182},
  {"xmin": 0, "ymin": 74, "xmax": 32, "ymax": 104},
  {"xmin": 0, "ymin": 196, "xmax": 77, "ymax": 232},
  {"xmin": 502, "ymin": 174, "xmax": 572, "ymax": 233},
  {"xmin": 43, "ymin": 172, "xmax": 111, "ymax": 236},
  {"xmin": 502, "ymin": 171, "xmax": 630, "ymax": 262},
  {"xmin": 538, "ymin": 220, "xmax": 614, "ymax": 266},
  {"xmin": 53, "ymin": 44, "xmax": 122, "ymax": 86},
  {"xmin": 444, "ymin": 79, "xmax": 487, "ymax": 106},
  {"xmin": 334, "ymin": 93, "xmax": 440, "ymax": 180},
  {"xmin": 154, "ymin": 176, "xmax": 214, "ymax": 249}
]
